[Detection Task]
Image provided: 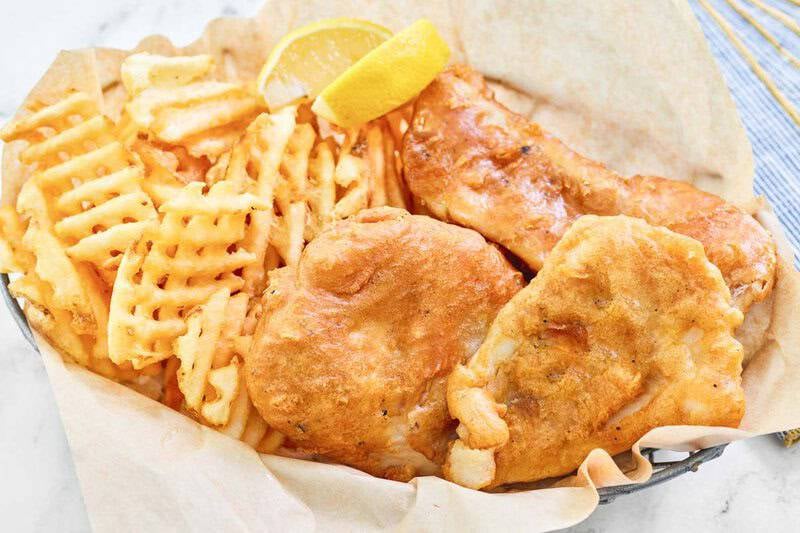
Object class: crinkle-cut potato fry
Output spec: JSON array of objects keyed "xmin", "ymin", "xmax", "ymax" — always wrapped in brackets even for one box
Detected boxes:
[
  {"xmin": 216, "ymin": 344, "xmax": 269, "ymax": 441},
  {"xmin": 332, "ymin": 151, "xmax": 369, "ymax": 219},
  {"xmin": 229, "ymin": 388, "xmax": 273, "ymax": 449},
  {"xmin": 384, "ymin": 103, "xmax": 413, "ymax": 148},
  {"xmin": 306, "ymin": 141, "xmax": 336, "ymax": 231},
  {"xmin": 276, "ymin": 123, "xmax": 316, "ymax": 211},
  {"xmin": 205, "ymin": 151, "xmax": 232, "ymax": 185},
  {"xmin": 90, "ymin": 354, "xmax": 153, "ymax": 384},
  {"xmin": 213, "ymin": 292, "xmax": 250, "ymax": 368},
  {"xmin": 270, "ymin": 123, "xmax": 316, "ymax": 267},
  {"xmin": 293, "ymin": 121, "xmax": 373, "ymax": 229},
  {"xmin": 365, "ymin": 124, "xmax": 388, "ymax": 207},
  {"xmin": 107, "ymin": 240, "xmax": 198, "ymax": 369},
  {"xmin": 219, "ymin": 374, "xmax": 254, "ymax": 438},
  {"xmin": 364, "ymin": 119, "xmax": 409, "ymax": 210},
  {"xmin": 121, "ymin": 53, "xmax": 262, "ymax": 160},
  {"xmin": 107, "ymin": 238, "xmax": 175, "ymax": 364},
  {"xmin": 270, "ymin": 201, "xmax": 307, "ymax": 269},
  {"xmin": 107, "ymin": 180, "xmax": 266, "ymax": 369},
  {"xmin": 375, "ymin": 119, "xmax": 410, "ymax": 210},
  {"xmin": 2, "ymin": 92, "xmax": 158, "ymax": 279}
]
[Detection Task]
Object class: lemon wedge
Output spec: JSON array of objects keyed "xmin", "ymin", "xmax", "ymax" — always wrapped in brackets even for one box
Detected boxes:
[
  {"xmin": 311, "ymin": 19, "xmax": 450, "ymax": 127},
  {"xmin": 258, "ymin": 18, "xmax": 392, "ymax": 111}
]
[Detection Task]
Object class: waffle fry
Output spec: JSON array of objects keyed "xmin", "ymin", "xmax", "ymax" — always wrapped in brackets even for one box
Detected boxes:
[
  {"xmin": 222, "ymin": 369, "xmax": 272, "ymax": 446},
  {"xmin": 0, "ymin": 205, "xmax": 34, "ymax": 273},
  {"xmin": 306, "ymin": 141, "xmax": 336, "ymax": 230},
  {"xmin": 221, "ymin": 109, "xmax": 295, "ymax": 293},
  {"xmin": 216, "ymin": 106, "xmax": 393, "ymax": 293},
  {"xmin": 10, "ymin": 272, "xmax": 92, "ymax": 366},
  {"xmin": 122, "ymin": 53, "xmax": 262, "ymax": 160},
  {"xmin": 130, "ymin": 139, "xmax": 209, "ymax": 207},
  {"xmin": 213, "ymin": 292, "xmax": 250, "ymax": 368},
  {"xmin": 200, "ymin": 102, "xmax": 405, "ymax": 297},
  {"xmin": 6, "ymin": 177, "xmax": 146, "ymax": 380},
  {"xmin": 276, "ymin": 124, "xmax": 317, "ymax": 209},
  {"xmin": 18, "ymin": 200, "xmax": 108, "ymax": 336},
  {"xmin": 1, "ymin": 52, "xmax": 408, "ymax": 455},
  {"xmin": 108, "ymin": 180, "xmax": 266, "ymax": 368},
  {"xmin": 0, "ymin": 92, "xmax": 115, "ymax": 171},
  {"xmin": 176, "ymin": 287, "xmax": 230, "ymax": 411},
  {"xmin": 2, "ymin": 93, "xmax": 158, "ymax": 281},
  {"xmin": 7, "ymin": 267, "xmax": 137, "ymax": 383},
  {"xmin": 219, "ymin": 368, "xmax": 274, "ymax": 449},
  {"xmin": 218, "ymin": 368, "xmax": 255, "ymax": 437},
  {"xmin": 162, "ymin": 356, "xmax": 185, "ymax": 411},
  {"xmin": 173, "ymin": 283, "xmax": 270, "ymax": 440},
  {"xmin": 201, "ymin": 359, "xmax": 241, "ymax": 425}
]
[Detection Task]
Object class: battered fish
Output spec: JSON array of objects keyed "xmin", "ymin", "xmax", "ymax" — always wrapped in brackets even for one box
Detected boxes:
[
  {"xmin": 445, "ymin": 215, "xmax": 745, "ymax": 490},
  {"xmin": 403, "ymin": 66, "xmax": 776, "ymax": 312},
  {"xmin": 246, "ymin": 207, "xmax": 523, "ymax": 481}
]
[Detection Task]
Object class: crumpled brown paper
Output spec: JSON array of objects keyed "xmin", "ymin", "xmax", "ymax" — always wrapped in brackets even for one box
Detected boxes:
[{"xmin": 5, "ymin": 1, "xmax": 800, "ymax": 531}]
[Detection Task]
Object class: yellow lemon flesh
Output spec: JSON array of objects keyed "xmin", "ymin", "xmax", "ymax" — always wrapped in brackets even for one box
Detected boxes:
[
  {"xmin": 311, "ymin": 19, "xmax": 450, "ymax": 128},
  {"xmin": 257, "ymin": 18, "xmax": 392, "ymax": 111}
]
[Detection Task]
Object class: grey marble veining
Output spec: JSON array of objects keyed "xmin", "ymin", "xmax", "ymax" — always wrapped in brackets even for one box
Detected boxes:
[
  {"xmin": 0, "ymin": 303, "xmax": 91, "ymax": 532},
  {"xmin": 0, "ymin": 1, "xmax": 798, "ymax": 531}
]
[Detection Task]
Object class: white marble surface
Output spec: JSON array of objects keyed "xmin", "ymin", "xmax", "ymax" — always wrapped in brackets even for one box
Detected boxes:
[{"xmin": 0, "ymin": 1, "xmax": 798, "ymax": 531}]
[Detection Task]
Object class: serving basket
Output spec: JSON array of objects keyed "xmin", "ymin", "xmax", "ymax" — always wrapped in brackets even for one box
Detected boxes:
[{"xmin": 0, "ymin": 272, "xmax": 727, "ymax": 505}]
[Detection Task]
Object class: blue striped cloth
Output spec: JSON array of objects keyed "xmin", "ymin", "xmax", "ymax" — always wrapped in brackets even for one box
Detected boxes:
[
  {"xmin": 689, "ymin": 0, "xmax": 800, "ymax": 261},
  {"xmin": 689, "ymin": 0, "xmax": 799, "ymax": 443}
]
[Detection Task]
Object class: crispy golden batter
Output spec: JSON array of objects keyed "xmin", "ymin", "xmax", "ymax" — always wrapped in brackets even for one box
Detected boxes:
[
  {"xmin": 403, "ymin": 66, "xmax": 776, "ymax": 311},
  {"xmin": 444, "ymin": 215, "xmax": 745, "ymax": 489},
  {"xmin": 246, "ymin": 207, "xmax": 523, "ymax": 480}
]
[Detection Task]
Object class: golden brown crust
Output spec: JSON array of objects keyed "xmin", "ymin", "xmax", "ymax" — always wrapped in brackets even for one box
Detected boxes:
[
  {"xmin": 246, "ymin": 207, "xmax": 523, "ymax": 480},
  {"xmin": 444, "ymin": 215, "xmax": 745, "ymax": 489},
  {"xmin": 403, "ymin": 65, "xmax": 777, "ymax": 312}
]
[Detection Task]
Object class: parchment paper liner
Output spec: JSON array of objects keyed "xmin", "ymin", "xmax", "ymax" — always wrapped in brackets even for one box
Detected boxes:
[{"xmin": 3, "ymin": 1, "xmax": 798, "ymax": 531}]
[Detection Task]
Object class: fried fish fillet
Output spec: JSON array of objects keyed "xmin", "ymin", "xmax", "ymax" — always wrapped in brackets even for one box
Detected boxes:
[
  {"xmin": 403, "ymin": 65, "xmax": 776, "ymax": 312},
  {"xmin": 445, "ymin": 215, "xmax": 745, "ymax": 490},
  {"xmin": 246, "ymin": 207, "xmax": 523, "ymax": 481}
]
